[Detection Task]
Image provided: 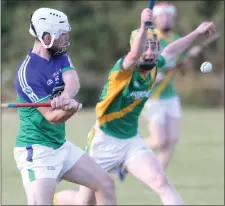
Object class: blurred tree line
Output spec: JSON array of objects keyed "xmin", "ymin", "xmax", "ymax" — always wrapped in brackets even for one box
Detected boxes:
[{"xmin": 1, "ymin": 0, "xmax": 224, "ymax": 107}]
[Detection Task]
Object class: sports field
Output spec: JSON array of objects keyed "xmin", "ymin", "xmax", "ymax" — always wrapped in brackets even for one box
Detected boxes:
[{"xmin": 2, "ymin": 108, "xmax": 224, "ymax": 205}]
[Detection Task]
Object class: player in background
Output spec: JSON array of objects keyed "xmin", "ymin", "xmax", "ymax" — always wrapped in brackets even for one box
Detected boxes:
[
  {"xmin": 139, "ymin": 2, "xmax": 197, "ymax": 169},
  {"xmin": 13, "ymin": 8, "xmax": 116, "ymax": 205},
  {"xmin": 53, "ymin": 7, "xmax": 216, "ymax": 205}
]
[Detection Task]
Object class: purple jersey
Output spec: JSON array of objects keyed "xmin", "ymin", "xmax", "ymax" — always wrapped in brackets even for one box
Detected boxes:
[
  {"xmin": 14, "ymin": 50, "xmax": 75, "ymax": 103},
  {"xmin": 14, "ymin": 50, "xmax": 76, "ymax": 149}
]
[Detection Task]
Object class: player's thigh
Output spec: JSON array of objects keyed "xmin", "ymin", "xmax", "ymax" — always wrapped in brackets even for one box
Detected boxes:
[
  {"xmin": 123, "ymin": 135, "xmax": 155, "ymax": 173},
  {"xmin": 148, "ymin": 120, "xmax": 168, "ymax": 148},
  {"xmin": 62, "ymin": 153, "xmax": 114, "ymax": 191},
  {"xmin": 76, "ymin": 185, "xmax": 96, "ymax": 205},
  {"xmin": 167, "ymin": 96, "xmax": 182, "ymax": 141},
  {"xmin": 57, "ymin": 141, "xmax": 85, "ymax": 183},
  {"xmin": 25, "ymin": 178, "xmax": 56, "ymax": 205},
  {"xmin": 145, "ymin": 100, "xmax": 168, "ymax": 142},
  {"xmin": 167, "ymin": 96, "xmax": 182, "ymax": 122},
  {"xmin": 149, "ymin": 121, "xmax": 167, "ymax": 140},
  {"xmin": 167, "ymin": 116, "xmax": 181, "ymax": 143},
  {"xmin": 62, "ymin": 154, "xmax": 112, "ymax": 205},
  {"xmin": 125, "ymin": 147, "xmax": 165, "ymax": 188},
  {"xmin": 14, "ymin": 145, "xmax": 65, "ymax": 203}
]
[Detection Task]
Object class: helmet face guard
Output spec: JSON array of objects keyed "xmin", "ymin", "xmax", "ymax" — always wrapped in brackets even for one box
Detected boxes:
[
  {"xmin": 136, "ymin": 61, "xmax": 156, "ymax": 71},
  {"xmin": 46, "ymin": 31, "xmax": 70, "ymax": 56},
  {"xmin": 29, "ymin": 8, "xmax": 71, "ymax": 56},
  {"xmin": 130, "ymin": 30, "xmax": 160, "ymax": 71},
  {"xmin": 138, "ymin": 39, "xmax": 160, "ymax": 71}
]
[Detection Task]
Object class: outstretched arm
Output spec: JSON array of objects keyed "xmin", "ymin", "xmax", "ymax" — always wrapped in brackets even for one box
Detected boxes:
[
  {"xmin": 161, "ymin": 22, "xmax": 216, "ymax": 63},
  {"xmin": 122, "ymin": 8, "xmax": 153, "ymax": 70}
]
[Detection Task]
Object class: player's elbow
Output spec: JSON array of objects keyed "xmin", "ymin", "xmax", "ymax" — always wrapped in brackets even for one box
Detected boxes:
[
  {"xmin": 123, "ymin": 52, "xmax": 140, "ymax": 69},
  {"xmin": 49, "ymin": 119, "xmax": 61, "ymax": 125},
  {"xmin": 129, "ymin": 51, "xmax": 141, "ymax": 62},
  {"xmin": 46, "ymin": 115, "xmax": 61, "ymax": 125},
  {"xmin": 38, "ymin": 107, "xmax": 61, "ymax": 124},
  {"xmin": 47, "ymin": 111, "xmax": 76, "ymax": 124},
  {"xmin": 44, "ymin": 113, "xmax": 63, "ymax": 125},
  {"xmin": 161, "ymin": 50, "xmax": 176, "ymax": 63}
]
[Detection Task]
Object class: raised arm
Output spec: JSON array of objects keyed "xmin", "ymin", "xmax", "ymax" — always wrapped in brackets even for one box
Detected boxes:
[
  {"xmin": 122, "ymin": 8, "xmax": 153, "ymax": 70},
  {"xmin": 161, "ymin": 22, "xmax": 216, "ymax": 62}
]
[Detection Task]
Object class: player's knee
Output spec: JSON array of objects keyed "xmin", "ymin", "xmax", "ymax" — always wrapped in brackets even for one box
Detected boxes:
[
  {"xmin": 168, "ymin": 135, "xmax": 180, "ymax": 148},
  {"xmin": 54, "ymin": 190, "xmax": 77, "ymax": 205},
  {"xmin": 99, "ymin": 175, "xmax": 115, "ymax": 194},
  {"xmin": 151, "ymin": 138, "xmax": 168, "ymax": 150},
  {"xmin": 77, "ymin": 197, "xmax": 96, "ymax": 205},
  {"xmin": 149, "ymin": 172, "xmax": 168, "ymax": 194}
]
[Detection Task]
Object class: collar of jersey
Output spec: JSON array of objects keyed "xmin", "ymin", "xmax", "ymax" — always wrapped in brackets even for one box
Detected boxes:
[
  {"xmin": 134, "ymin": 69, "xmax": 151, "ymax": 86},
  {"xmin": 29, "ymin": 49, "xmax": 52, "ymax": 62}
]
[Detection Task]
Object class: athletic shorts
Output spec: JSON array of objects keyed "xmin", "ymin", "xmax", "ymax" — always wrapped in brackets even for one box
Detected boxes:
[
  {"xmin": 86, "ymin": 128, "xmax": 152, "ymax": 173},
  {"xmin": 14, "ymin": 141, "xmax": 84, "ymax": 185},
  {"xmin": 144, "ymin": 96, "xmax": 182, "ymax": 124}
]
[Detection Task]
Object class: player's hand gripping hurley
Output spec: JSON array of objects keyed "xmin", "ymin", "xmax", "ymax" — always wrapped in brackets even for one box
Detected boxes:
[{"xmin": 145, "ymin": 0, "xmax": 155, "ymax": 29}]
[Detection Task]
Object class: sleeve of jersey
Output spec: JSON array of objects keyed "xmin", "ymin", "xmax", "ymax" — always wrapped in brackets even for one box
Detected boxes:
[
  {"xmin": 16, "ymin": 72, "xmax": 50, "ymax": 103},
  {"xmin": 96, "ymin": 57, "xmax": 133, "ymax": 118},
  {"xmin": 61, "ymin": 54, "xmax": 76, "ymax": 73},
  {"xmin": 109, "ymin": 57, "xmax": 134, "ymax": 77},
  {"xmin": 157, "ymin": 55, "xmax": 166, "ymax": 68}
]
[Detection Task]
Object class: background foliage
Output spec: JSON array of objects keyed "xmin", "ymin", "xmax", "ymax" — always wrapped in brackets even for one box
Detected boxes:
[{"xmin": 1, "ymin": 0, "xmax": 224, "ymax": 107}]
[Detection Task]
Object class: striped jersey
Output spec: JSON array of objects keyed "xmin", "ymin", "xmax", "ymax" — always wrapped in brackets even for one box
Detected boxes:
[
  {"xmin": 14, "ymin": 50, "xmax": 75, "ymax": 149},
  {"xmin": 96, "ymin": 56, "xmax": 165, "ymax": 139}
]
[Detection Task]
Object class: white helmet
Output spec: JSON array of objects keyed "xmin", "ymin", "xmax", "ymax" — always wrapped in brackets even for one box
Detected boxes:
[
  {"xmin": 29, "ymin": 8, "xmax": 71, "ymax": 49},
  {"xmin": 153, "ymin": 2, "xmax": 177, "ymax": 17}
]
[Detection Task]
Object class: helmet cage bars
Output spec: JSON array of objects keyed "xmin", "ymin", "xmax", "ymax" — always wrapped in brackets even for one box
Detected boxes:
[{"xmin": 29, "ymin": 8, "xmax": 71, "ymax": 51}]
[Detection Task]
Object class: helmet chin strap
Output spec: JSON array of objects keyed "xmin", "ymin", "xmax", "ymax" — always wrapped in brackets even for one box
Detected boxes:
[
  {"xmin": 47, "ymin": 48, "xmax": 66, "ymax": 56},
  {"xmin": 137, "ymin": 62, "xmax": 156, "ymax": 71},
  {"xmin": 40, "ymin": 32, "xmax": 68, "ymax": 56},
  {"xmin": 161, "ymin": 26, "xmax": 173, "ymax": 33}
]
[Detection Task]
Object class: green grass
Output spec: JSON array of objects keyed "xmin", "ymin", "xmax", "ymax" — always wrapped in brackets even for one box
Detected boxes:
[{"xmin": 2, "ymin": 108, "xmax": 224, "ymax": 205}]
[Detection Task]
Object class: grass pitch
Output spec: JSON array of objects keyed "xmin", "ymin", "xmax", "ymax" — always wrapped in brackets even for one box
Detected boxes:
[{"xmin": 2, "ymin": 108, "xmax": 224, "ymax": 205}]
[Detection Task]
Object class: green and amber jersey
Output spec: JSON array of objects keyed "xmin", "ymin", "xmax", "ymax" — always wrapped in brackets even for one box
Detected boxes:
[
  {"xmin": 96, "ymin": 55, "xmax": 165, "ymax": 139},
  {"xmin": 150, "ymin": 29, "xmax": 186, "ymax": 99}
]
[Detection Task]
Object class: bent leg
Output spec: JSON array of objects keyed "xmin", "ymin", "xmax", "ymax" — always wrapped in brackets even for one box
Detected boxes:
[
  {"xmin": 147, "ymin": 120, "xmax": 173, "ymax": 169},
  {"xmin": 163, "ymin": 116, "xmax": 181, "ymax": 169},
  {"xmin": 53, "ymin": 190, "xmax": 78, "ymax": 205},
  {"xmin": 163, "ymin": 96, "xmax": 182, "ymax": 169},
  {"xmin": 62, "ymin": 154, "xmax": 116, "ymax": 205},
  {"xmin": 24, "ymin": 178, "xmax": 56, "ymax": 205},
  {"xmin": 125, "ymin": 150, "xmax": 184, "ymax": 205}
]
